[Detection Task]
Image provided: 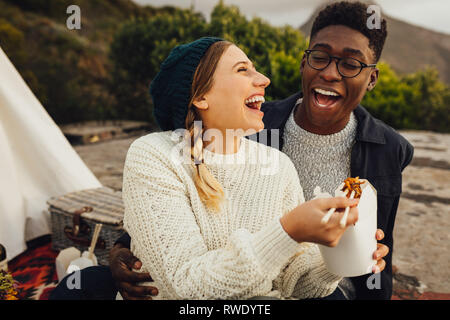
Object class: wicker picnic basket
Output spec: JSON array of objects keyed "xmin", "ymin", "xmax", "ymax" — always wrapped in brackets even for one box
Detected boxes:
[{"xmin": 48, "ymin": 187, "xmax": 125, "ymax": 265}]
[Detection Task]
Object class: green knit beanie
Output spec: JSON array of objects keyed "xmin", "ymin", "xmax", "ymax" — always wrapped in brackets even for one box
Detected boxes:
[{"xmin": 150, "ymin": 37, "xmax": 224, "ymax": 131}]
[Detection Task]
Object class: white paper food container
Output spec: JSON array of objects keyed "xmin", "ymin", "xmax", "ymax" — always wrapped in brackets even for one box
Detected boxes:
[
  {"xmin": 318, "ymin": 179, "xmax": 377, "ymax": 277},
  {"xmin": 66, "ymin": 250, "xmax": 98, "ymax": 275},
  {"xmin": 55, "ymin": 247, "xmax": 81, "ymax": 281}
]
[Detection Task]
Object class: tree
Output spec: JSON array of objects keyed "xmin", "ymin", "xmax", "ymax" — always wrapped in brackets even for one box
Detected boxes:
[
  {"xmin": 404, "ymin": 67, "xmax": 449, "ymax": 132},
  {"xmin": 109, "ymin": 8, "xmax": 208, "ymax": 123},
  {"xmin": 208, "ymin": 1, "xmax": 307, "ymax": 100},
  {"xmin": 363, "ymin": 63, "xmax": 450, "ymax": 132}
]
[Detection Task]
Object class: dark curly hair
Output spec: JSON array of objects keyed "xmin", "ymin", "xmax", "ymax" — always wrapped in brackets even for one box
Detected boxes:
[{"xmin": 310, "ymin": 1, "xmax": 387, "ymax": 62}]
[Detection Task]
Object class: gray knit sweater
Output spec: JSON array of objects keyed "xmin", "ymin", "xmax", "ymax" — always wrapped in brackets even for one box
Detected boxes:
[{"xmin": 282, "ymin": 100, "xmax": 357, "ymax": 201}]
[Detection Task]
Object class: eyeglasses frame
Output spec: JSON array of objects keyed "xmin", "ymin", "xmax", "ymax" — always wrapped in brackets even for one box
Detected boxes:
[{"xmin": 304, "ymin": 49, "xmax": 377, "ymax": 78}]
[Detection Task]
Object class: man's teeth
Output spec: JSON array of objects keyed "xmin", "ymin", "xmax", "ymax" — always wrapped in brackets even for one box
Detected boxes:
[
  {"xmin": 244, "ymin": 96, "xmax": 265, "ymax": 104},
  {"xmin": 314, "ymin": 88, "xmax": 340, "ymax": 96}
]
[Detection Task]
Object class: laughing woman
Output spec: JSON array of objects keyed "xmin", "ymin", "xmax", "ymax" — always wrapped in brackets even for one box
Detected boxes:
[{"xmin": 122, "ymin": 37, "xmax": 360, "ymax": 300}]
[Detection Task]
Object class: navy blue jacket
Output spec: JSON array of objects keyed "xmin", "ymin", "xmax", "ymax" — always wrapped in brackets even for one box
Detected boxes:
[{"xmin": 117, "ymin": 91, "xmax": 414, "ymax": 300}]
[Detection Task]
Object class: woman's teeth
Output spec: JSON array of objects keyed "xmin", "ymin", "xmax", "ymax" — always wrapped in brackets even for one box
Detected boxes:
[{"xmin": 245, "ymin": 96, "xmax": 265, "ymax": 105}]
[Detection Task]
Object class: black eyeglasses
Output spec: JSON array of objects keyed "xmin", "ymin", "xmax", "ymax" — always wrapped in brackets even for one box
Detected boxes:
[{"xmin": 304, "ymin": 49, "xmax": 376, "ymax": 78}]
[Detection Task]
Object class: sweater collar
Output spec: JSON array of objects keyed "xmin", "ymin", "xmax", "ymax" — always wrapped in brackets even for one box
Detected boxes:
[
  {"xmin": 285, "ymin": 99, "xmax": 358, "ymax": 147},
  {"xmin": 202, "ymin": 137, "xmax": 247, "ymax": 165}
]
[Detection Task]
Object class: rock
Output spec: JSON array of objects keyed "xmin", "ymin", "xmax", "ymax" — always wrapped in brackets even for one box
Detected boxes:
[
  {"xmin": 72, "ymin": 128, "xmax": 450, "ymax": 296},
  {"xmin": 61, "ymin": 120, "xmax": 153, "ymax": 145}
]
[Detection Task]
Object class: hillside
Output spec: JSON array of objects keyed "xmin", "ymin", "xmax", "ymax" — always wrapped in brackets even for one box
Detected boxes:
[
  {"xmin": 300, "ymin": 2, "xmax": 450, "ymax": 83},
  {"xmin": 0, "ymin": 0, "xmax": 448, "ymax": 132},
  {"xmin": 0, "ymin": 0, "xmax": 177, "ymax": 125}
]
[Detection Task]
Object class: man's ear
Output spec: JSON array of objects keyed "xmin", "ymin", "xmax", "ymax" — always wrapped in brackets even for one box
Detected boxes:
[
  {"xmin": 192, "ymin": 96, "xmax": 209, "ymax": 110},
  {"xmin": 367, "ymin": 68, "xmax": 379, "ymax": 91},
  {"xmin": 300, "ymin": 54, "xmax": 306, "ymax": 75}
]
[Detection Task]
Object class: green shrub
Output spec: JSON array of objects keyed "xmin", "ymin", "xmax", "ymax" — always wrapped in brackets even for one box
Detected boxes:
[
  {"xmin": 363, "ymin": 63, "xmax": 450, "ymax": 132},
  {"xmin": 1, "ymin": 0, "xmax": 448, "ymax": 132}
]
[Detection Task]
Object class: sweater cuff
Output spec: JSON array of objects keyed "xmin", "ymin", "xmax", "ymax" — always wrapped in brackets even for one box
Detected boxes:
[
  {"xmin": 307, "ymin": 263, "xmax": 342, "ymax": 298},
  {"xmin": 250, "ymin": 218, "xmax": 300, "ymax": 278}
]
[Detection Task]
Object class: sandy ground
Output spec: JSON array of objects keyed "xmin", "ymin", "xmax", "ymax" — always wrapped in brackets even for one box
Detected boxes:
[
  {"xmin": 392, "ymin": 131, "xmax": 450, "ymax": 294},
  {"xmin": 73, "ymin": 130, "xmax": 450, "ymax": 294}
]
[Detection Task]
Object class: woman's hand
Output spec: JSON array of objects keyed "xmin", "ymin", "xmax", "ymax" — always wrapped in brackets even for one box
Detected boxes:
[
  {"xmin": 109, "ymin": 244, "xmax": 159, "ymax": 300},
  {"xmin": 372, "ymin": 229, "xmax": 389, "ymax": 273},
  {"xmin": 280, "ymin": 197, "xmax": 359, "ymax": 246}
]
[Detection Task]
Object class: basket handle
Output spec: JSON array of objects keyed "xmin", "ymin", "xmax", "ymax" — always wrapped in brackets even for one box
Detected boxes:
[{"xmin": 64, "ymin": 206, "xmax": 106, "ymax": 249}]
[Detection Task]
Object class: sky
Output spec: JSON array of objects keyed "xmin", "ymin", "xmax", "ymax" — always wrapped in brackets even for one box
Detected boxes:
[{"xmin": 134, "ymin": 0, "xmax": 450, "ymax": 35}]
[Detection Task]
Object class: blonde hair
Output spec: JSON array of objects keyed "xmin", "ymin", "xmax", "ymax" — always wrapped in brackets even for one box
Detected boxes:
[{"xmin": 185, "ymin": 40, "xmax": 233, "ymax": 212}]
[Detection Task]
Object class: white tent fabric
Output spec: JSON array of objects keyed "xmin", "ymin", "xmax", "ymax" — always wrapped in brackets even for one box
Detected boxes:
[{"xmin": 0, "ymin": 47, "xmax": 102, "ymax": 261}]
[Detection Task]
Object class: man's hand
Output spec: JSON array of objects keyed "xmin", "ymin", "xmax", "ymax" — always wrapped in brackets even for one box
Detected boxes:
[
  {"xmin": 372, "ymin": 229, "xmax": 389, "ymax": 273},
  {"xmin": 109, "ymin": 244, "xmax": 158, "ymax": 300}
]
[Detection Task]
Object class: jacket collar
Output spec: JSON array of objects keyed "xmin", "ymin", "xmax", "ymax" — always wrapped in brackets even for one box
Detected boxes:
[
  {"xmin": 261, "ymin": 91, "xmax": 302, "ymax": 131},
  {"xmin": 353, "ymin": 105, "xmax": 386, "ymax": 144},
  {"xmin": 262, "ymin": 91, "xmax": 386, "ymax": 145}
]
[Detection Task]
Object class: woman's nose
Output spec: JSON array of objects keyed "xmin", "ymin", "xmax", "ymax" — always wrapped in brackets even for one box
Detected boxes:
[{"xmin": 254, "ymin": 71, "xmax": 270, "ymax": 88}]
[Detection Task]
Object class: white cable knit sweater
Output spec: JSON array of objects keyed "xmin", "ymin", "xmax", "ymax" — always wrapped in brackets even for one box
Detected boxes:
[{"xmin": 122, "ymin": 131, "xmax": 341, "ymax": 300}]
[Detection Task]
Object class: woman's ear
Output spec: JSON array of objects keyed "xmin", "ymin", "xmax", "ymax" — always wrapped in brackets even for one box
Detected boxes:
[{"xmin": 192, "ymin": 96, "xmax": 209, "ymax": 110}]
